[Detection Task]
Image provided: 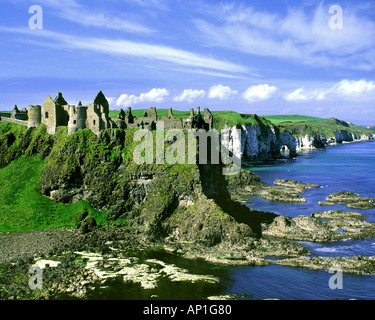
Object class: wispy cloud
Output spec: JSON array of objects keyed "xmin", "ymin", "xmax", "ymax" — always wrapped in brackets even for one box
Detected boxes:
[
  {"xmin": 11, "ymin": 0, "xmax": 156, "ymax": 34},
  {"xmin": 194, "ymin": 3, "xmax": 375, "ymax": 70},
  {"xmin": 121, "ymin": 0, "xmax": 170, "ymax": 10},
  {"xmin": 0, "ymin": 27, "xmax": 248, "ymax": 75},
  {"xmin": 58, "ymin": 7, "xmax": 157, "ymax": 34}
]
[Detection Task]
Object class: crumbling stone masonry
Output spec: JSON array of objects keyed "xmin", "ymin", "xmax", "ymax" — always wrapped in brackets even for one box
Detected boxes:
[{"xmin": 2, "ymin": 91, "xmax": 213, "ymax": 136}]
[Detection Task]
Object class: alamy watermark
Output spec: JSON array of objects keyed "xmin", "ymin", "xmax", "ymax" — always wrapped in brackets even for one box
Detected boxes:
[
  {"xmin": 133, "ymin": 122, "xmax": 242, "ymax": 175},
  {"xmin": 29, "ymin": 266, "xmax": 43, "ymax": 290},
  {"xmin": 29, "ymin": 5, "xmax": 43, "ymax": 30},
  {"xmin": 329, "ymin": 5, "xmax": 343, "ymax": 30},
  {"xmin": 328, "ymin": 266, "xmax": 343, "ymax": 290}
]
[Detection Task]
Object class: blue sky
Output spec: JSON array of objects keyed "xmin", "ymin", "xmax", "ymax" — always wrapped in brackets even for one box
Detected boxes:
[{"xmin": 1, "ymin": 0, "xmax": 375, "ymax": 125}]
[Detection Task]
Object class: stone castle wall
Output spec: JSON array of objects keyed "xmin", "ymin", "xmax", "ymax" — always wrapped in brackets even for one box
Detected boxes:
[{"xmin": 2, "ymin": 91, "xmax": 213, "ymax": 136}]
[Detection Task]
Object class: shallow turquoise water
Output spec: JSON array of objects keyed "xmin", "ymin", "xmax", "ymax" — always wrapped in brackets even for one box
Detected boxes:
[{"xmin": 223, "ymin": 141, "xmax": 375, "ymax": 300}]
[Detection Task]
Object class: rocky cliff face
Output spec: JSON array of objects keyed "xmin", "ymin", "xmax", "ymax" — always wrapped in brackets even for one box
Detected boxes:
[
  {"xmin": 222, "ymin": 120, "xmax": 375, "ymax": 157},
  {"xmin": 0, "ymin": 122, "xmax": 277, "ymax": 249},
  {"xmin": 295, "ymin": 131, "xmax": 374, "ymax": 151},
  {"xmin": 221, "ymin": 122, "xmax": 297, "ymax": 163}
]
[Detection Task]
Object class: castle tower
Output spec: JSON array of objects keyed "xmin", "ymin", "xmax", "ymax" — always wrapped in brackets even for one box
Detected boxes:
[
  {"xmin": 190, "ymin": 108, "xmax": 194, "ymax": 118},
  {"xmin": 11, "ymin": 105, "xmax": 19, "ymax": 119},
  {"xmin": 93, "ymin": 91, "xmax": 109, "ymax": 115},
  {"xmin": 68, "ymin": 102, "xmax": 87, "ymax": 135},
  {"xmin": 113, "ymin": 108, "xmax": 126, "ymax": 129},
  {"xmin": 168, "ymin": 108, "xmax": 175, "ymax": 119},
  {"xmin": 195, "ymin": 106, "xmax": 204, "ymax": 128},
  {"xmin": 204, "ymin": 108, "xmax": 213, "ymax": 130},
  {"xmin": 149, "ymin": 107, "xmax": 157, "ymax": 120},
  {"xmin": 86, "ymin": 91, "xmax": 111, "ymax": 135},
  {"xmin": 126, "ymin": 107, "xmax": 134, "ymax": 124},
  {"xmin": 54, "ymin": 92, "xmax": 68, "ymax": 106},
  {"xmin": 28, "ymin": 105, "xmax": 41, "ymax": 128},
  {"xmin": 41, "ymin": 95, "xmax": 58, "ymax": 134},
  {"xmin": 118, "ymin": 109, "xmax": 125, "ymax": 120}
]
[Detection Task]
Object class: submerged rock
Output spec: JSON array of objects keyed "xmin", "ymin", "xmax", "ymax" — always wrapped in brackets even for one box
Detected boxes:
[{"xmin": 318, "ymin": 201, "xmax": 335, "ymax": 206}]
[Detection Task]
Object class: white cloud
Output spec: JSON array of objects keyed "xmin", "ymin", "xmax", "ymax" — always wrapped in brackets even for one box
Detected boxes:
[
  {"xmin": 331, "ymin": 79, "xmax": 375, "ymax": 96},
  {"xmin": 208, "ymin": 84, "xmax": 237, "ymax": 100},
  {"xmin": 243, "ymin": 84, "xmax": 277, "ymax": 103},
  {"xmin": 106, "ymin": 97, "xmax": 117, "ymax": 106},
  {"xmin": 285, "ymin": 79, "xmax": 375, "ymax": 102},
  {"xmin": 285, "ymin": 88, "xmax": 309, "ymax": 101},
  {"xmin": 195, "ymin": 3, "xmax": 375, "ymax": 70},
  {"xmin": 174, "ymin": 89, "xmax": 205, "ymax": 103},
  {"xmin": 116, "ymin": 88, "xmax": 169, "ymax": 107},
  {"xmin": 285, "ymin": 88, "xmax": 326, "ymax": 101}
]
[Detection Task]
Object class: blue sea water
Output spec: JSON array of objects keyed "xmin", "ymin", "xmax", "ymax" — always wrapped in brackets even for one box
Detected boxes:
[{"xmin": 224, "ymin": 141, "xmax": 375, "ymax": 300}]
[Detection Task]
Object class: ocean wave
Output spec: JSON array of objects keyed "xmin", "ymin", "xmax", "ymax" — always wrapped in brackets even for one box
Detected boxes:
[{"xmin": 314, "ymin": 247, "xmax": 338, "ymax": 253}]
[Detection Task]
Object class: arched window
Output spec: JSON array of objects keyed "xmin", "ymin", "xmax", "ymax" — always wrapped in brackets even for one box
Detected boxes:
[
  {"xmin": 93, "ymin": 120, "xmax": 96, "ymax": 126},
  {"xmin": 45, "ymin": 112, "xmax": 49, "ymax": 119}
]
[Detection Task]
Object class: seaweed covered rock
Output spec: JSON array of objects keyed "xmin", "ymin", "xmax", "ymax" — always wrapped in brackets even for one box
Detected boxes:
[
  {"xmin": 262, "ymin": 215, "xmax": 337, "ymax": 242},
  {"xmin": 274, "ymin": 179, "xmax": 319, "ymax": 190},
  {"xmin": 261, "ymin": 188, "xmax": 307, "ymax": 203},
  {"xmin": 326, "ymin": 191, "xmax": 375, "ymax": 209}
]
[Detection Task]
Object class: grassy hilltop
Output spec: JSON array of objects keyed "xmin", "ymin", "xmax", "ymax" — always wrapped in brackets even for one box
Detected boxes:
[
  {"xmin": 109, "ymin": 109, "xmax": 375, "ymax": 137},
  {"xmin": 109, "ymin": 109, "xmax": 271, "ymax": 130},
  {"xmin": 262, "ymin": 114, "xmax": 375, "ymax": 137}
]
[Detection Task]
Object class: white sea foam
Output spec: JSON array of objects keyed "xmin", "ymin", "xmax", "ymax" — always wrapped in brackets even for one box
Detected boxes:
[{"xmin": 314, "ymin": 247, "xmax": 337, "ymax": 253}]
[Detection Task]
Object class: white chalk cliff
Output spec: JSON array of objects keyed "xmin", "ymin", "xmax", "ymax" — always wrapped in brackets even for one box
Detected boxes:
[
  {"xmin": 221, "ymin": 123, "xmax": 374, "ymax": 162},
  {"xmin": 221, "ymin": 124, "xmax": 297, "ymax": 162},
  {"xmin": 295, "ymin": 131, "xmax": 374, "ymax": 151}
]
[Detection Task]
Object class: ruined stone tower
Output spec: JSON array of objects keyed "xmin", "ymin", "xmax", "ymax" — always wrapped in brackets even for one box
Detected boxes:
[
  {"xmin": 28, "ymin": 93, "xmax": 69, "ymax": 134},
  {"xmin": 25, "ymin": 91, "xmax": 213, "ymax": 135},
  {"xmin": 28, "ymin": 105, "xmax": 41, "ymax": 128},
  {"xmin": 68, "ymin": 102, "xmax": 87, "ymax": 135}
]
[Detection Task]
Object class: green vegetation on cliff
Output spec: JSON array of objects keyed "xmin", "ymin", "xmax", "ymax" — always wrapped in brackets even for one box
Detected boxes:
[
  {"xmin": 0, "ymin": 155, "xmax": 105, "ymax": 232},
  {"xmin": 0, "ymin": 120, "xmax": 261, "ymax": 247},
  {"xmin": 110, "ymin": 109, "xmax": 273, "ymax": 131},
  {"xmin": 262, "ymin": 114, "xmax": 375, "ymax": 138}
]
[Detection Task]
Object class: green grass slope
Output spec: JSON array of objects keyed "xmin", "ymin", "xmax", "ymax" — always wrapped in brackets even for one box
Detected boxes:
[
  {"xmin": 262, "ymin": 115, "xmax": 375, "ymax": 138},
  {"xmin": 0, "ymin": 155, "xmax": 105, "ymax": 232}
]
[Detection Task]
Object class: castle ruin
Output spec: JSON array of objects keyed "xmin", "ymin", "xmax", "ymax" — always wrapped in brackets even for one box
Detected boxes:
[
  {"xmin": 2, "ymin": 91, "xmax": 213, "ymax": 135},
  {"xmin": 11, "ymin": 105, "xmax": 28, "ymax": 121}
]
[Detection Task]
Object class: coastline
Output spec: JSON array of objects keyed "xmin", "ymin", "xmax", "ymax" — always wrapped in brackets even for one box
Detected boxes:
[{"xmin": 1, "ymin": 128, "xmax": 375, "ymax": 300}]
